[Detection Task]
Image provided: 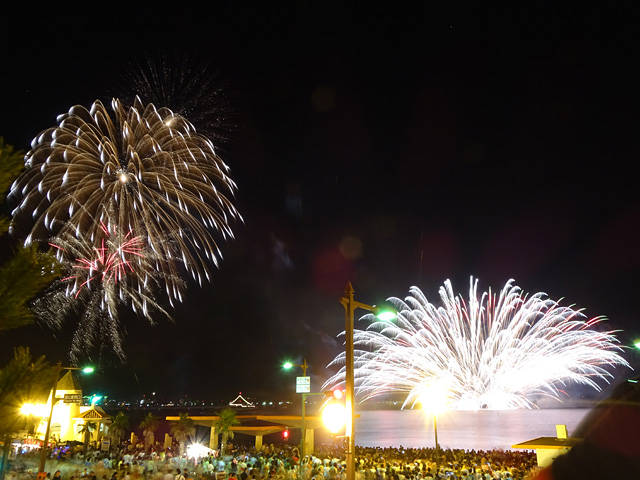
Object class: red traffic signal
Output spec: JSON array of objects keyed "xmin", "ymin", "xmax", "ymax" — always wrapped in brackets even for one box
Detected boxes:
[
  {"xmin": 324, "ymin": 388, "xmax": 345, "ymax": 399},
  {"xmin": 283, "ymin": 428, "xmax": 289, "ymax": 440}
]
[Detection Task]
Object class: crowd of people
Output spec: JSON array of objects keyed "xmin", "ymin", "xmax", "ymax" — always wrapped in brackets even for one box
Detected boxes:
[{"xmin": 3, "ymin": 442, "xmax": 540, "ymax": 480}]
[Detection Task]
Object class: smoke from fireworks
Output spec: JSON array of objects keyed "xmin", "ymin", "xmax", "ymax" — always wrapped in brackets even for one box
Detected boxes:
[{"xmin": 324, "ymin": 278, "xmax": 629, "ymax": 410}]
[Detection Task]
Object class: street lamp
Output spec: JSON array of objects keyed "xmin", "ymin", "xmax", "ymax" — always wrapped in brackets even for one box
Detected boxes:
[
  {"xmin": 283, "ymin": 359, "xmax": 308, "ymax": 376},
  {"xmin": 419, "ymin": 384, "xmax": 449, "ymax": 472},
  {"xmin": 322, "ymin": 389, "xmax": 346, "ymax": 434},
  {"xmin": 38, "ymin": 361, "xmax": 94, "ymax": 475},
  {"xmin": 340, "ymin": 282, "xmax": 396, "ymax": 480}
]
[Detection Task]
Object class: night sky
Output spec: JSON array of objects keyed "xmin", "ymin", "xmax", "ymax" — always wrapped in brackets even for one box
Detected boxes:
[{"xmin": 1, "ymin": 3, "xmax": 638, "ymax": 403}]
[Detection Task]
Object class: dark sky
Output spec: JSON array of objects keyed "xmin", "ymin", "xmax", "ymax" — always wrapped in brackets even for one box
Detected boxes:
[{"xmin": 1, "ymin": 3, "xmax": 639, "ymax": 402}]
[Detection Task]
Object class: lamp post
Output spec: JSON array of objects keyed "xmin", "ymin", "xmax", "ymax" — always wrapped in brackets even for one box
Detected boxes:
[
  {"xmin": 340, "ymin": 282, "xmax": 396, "ymax": 480},
  {"xmin": 433, "ymin": 413, "xmax": 439, "ymax": 471},
  {"xmin": 283, "ymin": 359, "xmax": 309, "ymax": 458},
  {"xmin": 38, "ymin": 362, "xmax": 94, "ymax": 475},
  {"xmin": 419, "ymin": 385, "xmax": 447, "ymax": 473}
]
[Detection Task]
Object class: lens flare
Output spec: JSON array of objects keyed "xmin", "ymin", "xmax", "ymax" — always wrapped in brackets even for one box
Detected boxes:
[{"xmin": 324, "ymin": 278, "xmax": 629, "ymax": 410}]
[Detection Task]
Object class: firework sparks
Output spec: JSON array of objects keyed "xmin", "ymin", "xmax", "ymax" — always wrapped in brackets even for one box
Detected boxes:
[
  {"xmin": 51, "ymin": 222, "xmax": 145, "ymax": 297},
  {"xmin": 35, "ymin": 223, "xmax": 172, "ymax": 362},
  {"xmin": 10, "ymin": 97, "xmax": 241, "ymax": 307},
  {"xmin": 118, "ymin": 51, "xmax": 235, "ymax": 144},
  {"xmin": 324, "ymin": 278, "xmax": 629, "ymax": 410}
]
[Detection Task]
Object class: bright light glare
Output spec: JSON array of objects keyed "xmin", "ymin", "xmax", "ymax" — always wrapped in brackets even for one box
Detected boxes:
[
  {"xmin": 186, "ymin": 443, "xmax": 212, "ymax": 459},
  {"xmin": 322, "ymin": 403, "xmax": 346, "ymax": 433},
  {"xmin": 419, "ymin": 384, "xmax": 449, "ymax": 415},
  {"xmin": 21, "ymin": 403, "xmax": 48, "ymax": 416},
  {"xmin": 376, "ymin": 309, "xmax": 397, "ymax": 322}
]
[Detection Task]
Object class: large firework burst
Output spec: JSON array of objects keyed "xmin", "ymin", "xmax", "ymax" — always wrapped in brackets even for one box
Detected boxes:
[
  {"xmin": 10, "ymin": 97, "xmax": 241, "ymax": 306},
  {"xmin": 324, "ymin": 278, "xmax": 629, "ymax": 410}
]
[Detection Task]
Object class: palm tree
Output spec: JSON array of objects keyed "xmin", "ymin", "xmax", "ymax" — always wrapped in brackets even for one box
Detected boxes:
[
  {"xmin": 109, "ymin": 411, "xmax": 129, "ymax": 449},
  {"xmin": 0, "ymin": 139, "xmax": 25, "ymax": 234},
  {"xmin": 78, "ymin": 420, "xmax": 98, "ymax": 456},
  {"xmin": 214, "ymin": 408, "xmax": 239, "ymax": 454},
  {"xmin": 170, "ymin": 412, "xmax": 195, "ymax": 456},
  {"xmin": 139, "ymin": 412, "xmax": 160, "ymax": 451},
  {"xmin": 0, "ymin": 347, "xmax": 52, "ymax": 480},
  {"xmin": 0, "ymin": 138, "xmax": 60, "ymax": 332},
  {"xmin": 0, "ymin": 140, "xmax": 59, "ymax": 480}
]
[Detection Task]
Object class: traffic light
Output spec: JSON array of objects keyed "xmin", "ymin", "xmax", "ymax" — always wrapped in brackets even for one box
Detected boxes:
[
  {"xmin": 324, "ymin": 388, "xmax": 345, "ymax": 399},
  {"xmin": 283, "ymin": 428, "xmax": 289, "ymax": 441},
  {"xmin": 322, "ymin": 389, "xmax": 346, "ymax": 433}
]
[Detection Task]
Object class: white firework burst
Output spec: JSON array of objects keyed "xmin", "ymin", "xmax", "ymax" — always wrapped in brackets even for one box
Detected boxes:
[
  {"xmin": 324, "ymin": 278, "xmax": 629, "ymax": 410},
  {"xmin": 10, "ymin": 96, "xmax": 241, "ymax": 308}
]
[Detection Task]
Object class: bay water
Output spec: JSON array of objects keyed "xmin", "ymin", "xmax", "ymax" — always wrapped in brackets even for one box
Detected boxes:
[{"xmin": 348, "ymin": 408, "xmax": 589, "ymax": 451}]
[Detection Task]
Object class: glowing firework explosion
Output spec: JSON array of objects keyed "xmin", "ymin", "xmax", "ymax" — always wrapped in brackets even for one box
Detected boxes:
[
  {"xmin": 10, "ymin": 96, "xmax": 241, "ymax": 306},
  {"xmin": 35, "ymin": 222, "xmax": 171, "ymax": 361},
  {"xmin": 9, "ymin": 96, "xmax": 240, "ymax": 359},
  {"xmin": 52, "ymin": 222, "xmax": 145, "ymax": 297},
  {"xmin": 324, "ymin": 278, "xmax": 629, "ymax": 410}
]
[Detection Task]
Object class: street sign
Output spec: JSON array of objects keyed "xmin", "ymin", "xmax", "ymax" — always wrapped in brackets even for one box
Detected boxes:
[
  {"xmin": 296, "ymin": 376, "xmax": 311, "ymax": 393},
  {"xmin": 63, "ymin": 393, "xmax": 82, "ymax": 404}
]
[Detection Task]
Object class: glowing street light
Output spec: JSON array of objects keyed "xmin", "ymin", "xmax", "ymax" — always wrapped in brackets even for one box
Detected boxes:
[
  {"xmin": 283, "ymin": 359, "xmax": 308, "ymax": 376},
  {"xmin": 340, "ymin": 282, "xmax": 396, "ymax": 480},
  {"xmin": 21, "ymin": 403, "xmax": 47, "ymax": 438},
  {"xmin": 21, "ymin": 403, "xmax": 48, "ymax": 417},
  {"xmin": 419, "ymin": 384, "xmax": 449, "ymax": 471},
  {"xmin": 322, "ymin": 389, "xmax": 346, "ymax": 434},
  {"xmin": 38, "ymin": 362, "xmax": 94, "ymax": 475}
]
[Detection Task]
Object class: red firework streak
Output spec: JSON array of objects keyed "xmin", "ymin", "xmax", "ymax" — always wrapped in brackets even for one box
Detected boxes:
[{"xmin": 50, "ymin": 222, "xmax": 145, "ymax": 297}]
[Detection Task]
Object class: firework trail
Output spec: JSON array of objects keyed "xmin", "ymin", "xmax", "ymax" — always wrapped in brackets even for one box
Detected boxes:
[
  {"xmin": 10, "ymin": 97, "xmax": 241, "ymax": 307},
  {"xmin": 116, "ymin": 50, "xmax": 236, "ymax": 145},
  {"xmin": 324, "ymin": 278, "xmax": 629, "ymax": 410},
  {"xmin": 35, "ymin": 222, "xmax": 172, "ymax": 361}
]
